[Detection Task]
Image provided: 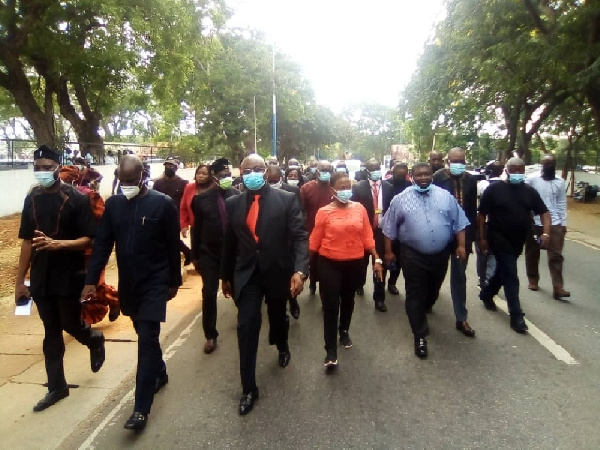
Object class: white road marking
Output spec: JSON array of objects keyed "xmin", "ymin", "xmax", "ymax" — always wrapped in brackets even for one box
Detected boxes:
[
  {"xmin": 493, "ymin": 296, "xmax": 579, "ymax": 365},
  {"xmin": 565, "ymin": 237, "xmax": 600, "ymax": 251},
  {"xmin": 78, "ymin": 310, "xmax": 203, "ymax": 450}
]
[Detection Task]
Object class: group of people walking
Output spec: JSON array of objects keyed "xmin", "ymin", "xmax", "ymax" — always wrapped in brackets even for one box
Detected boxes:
[{"xmin": 14, "ymin": 144, "xmax": 569, "ymax": 429}]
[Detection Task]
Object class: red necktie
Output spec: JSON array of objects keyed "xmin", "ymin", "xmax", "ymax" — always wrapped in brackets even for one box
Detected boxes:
[
  {"xmin": 246, "ymin": 194, "xmax": 260, "ymax": 242},
  {"xmin": 372, "ymin": 182, "xmax": 380, "ymax": 228}
]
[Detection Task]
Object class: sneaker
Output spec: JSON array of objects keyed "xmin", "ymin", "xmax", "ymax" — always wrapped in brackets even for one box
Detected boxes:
[
  {"xmin": 324, "ymin": 349, "xmax": 338, "ymax": 368},
  {"xmin": 339, "ymin": 330, "xmax": 353, "ymax": 349}
]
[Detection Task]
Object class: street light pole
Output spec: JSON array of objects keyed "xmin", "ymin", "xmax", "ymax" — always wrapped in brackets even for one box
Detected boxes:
[{"xmin": 272, "ymin": 44, "xmax": 277, "ymax": 158}]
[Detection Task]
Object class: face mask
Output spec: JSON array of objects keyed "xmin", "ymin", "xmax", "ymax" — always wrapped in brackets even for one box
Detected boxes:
[
  {"xmin": 336, "ymin": 167, "xmax": 347, "ymax": 173},
  {"xmin": 318, "ymin": 172, "xmax": 331, "ymax": 182},
  {"xmin": 288, "ymin": 165, "xmax": 299, "ymax": 169},
  {"xmin": 335, "ymin": 189, "xmax": 352, "ymax": 203},
  {"xmin": 164, "ymin": 168, "xmax": 176, "ymax": 177},
  {"xmin": 121, "ymin": 185, "xmax": 140, "ymax": 200},
  {"xmin": 270, "ymin": 180, "xmax": 283, "ymax": 189},
  {"xmin": 309, "ymin": 167, "xmax": 317, "ymax": 174},
  {"xmin": 508, "ymin": 172, "xmax": 525, "ymax": 184},
  {"xmin": 413, "ymin": 183, "xmax": 432, "ymax": 193},
  {"xmin": 369, "ymin": 170, "xmax": 382, "ymax": 181},
  {"xmin": 449, "ymin": 163, "xmax": 466, "ymax": 176},
  {"xmin": 243, "ymin": 172, "xmax": 266, "ymax": 191},
  {"xmin": 542, "ymin": 166, "xmax": 556, "ymax": 180},
  {"xmin": 76, "ymin": 165, "xmax": 85, "ymax": 171},
  {"xmin": 287, "ymin": 179, "xmax": 299, "ymax": 187},
  {"xmin": 34, "ymin": 168, "xmax": 58, "ymax": 188},
  {"xmin": 219, "ymin": 177, "xmax": 233, "ymax": 190}
]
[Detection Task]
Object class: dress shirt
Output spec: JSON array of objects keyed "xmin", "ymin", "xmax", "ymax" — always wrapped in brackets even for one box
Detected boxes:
[
  {"xmin": 369, "ymin": 179, "xmax": 383, "ymax": 213},
  {"xmin": 380, "ymin": 185, "xmax": 469, "ymax": 255},
  {"xmin": 526, "ymin": 173, "xmax": 567, "ymax": 226}
]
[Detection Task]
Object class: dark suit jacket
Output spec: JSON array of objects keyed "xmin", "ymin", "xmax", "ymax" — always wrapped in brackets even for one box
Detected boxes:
[
  {"xmin": 220, "ymin": 184, "xmax": 309, "ymax": 301},
  {"xmin": 351, "ymin": 179, "xmax": 393, "ymax": 226},
  {"xmin": 281, "ymin": 183, "xmax": 301, "ymax": 203}
]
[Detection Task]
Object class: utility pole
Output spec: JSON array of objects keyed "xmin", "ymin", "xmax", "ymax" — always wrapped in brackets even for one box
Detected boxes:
[{"xmin": 272, "ymin": 44, "xmax": 277, "ymax": 158}]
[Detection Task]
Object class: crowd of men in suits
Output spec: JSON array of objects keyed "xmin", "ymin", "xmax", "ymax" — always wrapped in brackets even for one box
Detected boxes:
[{"xmin": 15, "ymin": 144, "xmax": 568, "ymax": 429}]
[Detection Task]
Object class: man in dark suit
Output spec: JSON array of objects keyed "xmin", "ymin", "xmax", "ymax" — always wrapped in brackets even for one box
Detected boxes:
[
  {"xmin": 221, "ymin": 154, "xmax": 309, "ymax": 416},
  {"xmin": 351, "ymin": 157, "xmax": 393, "ymax": 312}
]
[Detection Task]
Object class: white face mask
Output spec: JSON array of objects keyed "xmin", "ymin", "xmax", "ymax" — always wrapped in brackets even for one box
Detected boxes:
[
  {"xmin": 287, "ymin": 179, "xmax": 299, "ymax": 187},
  {"xmin": 270, "ymin": 180, "xmax": 283, "ymax": 189},
  {"xmin": 121, "ymin": 185, "xmax": 140, "ymax": 200}
]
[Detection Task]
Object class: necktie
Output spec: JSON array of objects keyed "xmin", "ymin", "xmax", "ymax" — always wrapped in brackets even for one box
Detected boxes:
[
  {"xmin": 246, "ymin": 194, "xmax": 260, "ymax": 242},
  {"xmin": 216, "ymin": 193, "xmax": 227, "ymax": 233},
  {"xmin": 372, "ymin": 182, "xmax": 380, "ymax": 228}
]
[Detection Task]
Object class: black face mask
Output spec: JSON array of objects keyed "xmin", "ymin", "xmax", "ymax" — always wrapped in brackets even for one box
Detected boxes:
[
  {"xmin": 542, "ymin": 166, "xmax": 556, "ymax": 180},
  {"xmin": 165, "ymin": 168, "xmax": 176, "ymax": 177}
]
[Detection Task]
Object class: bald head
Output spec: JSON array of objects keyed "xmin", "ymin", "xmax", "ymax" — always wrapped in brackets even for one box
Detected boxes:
[
  {"xmin": 429, "ymin": 151, "xmax": 444, "ymax": 172},
  {"xmin": 241, "ymin": 154, "xmax": 266, "ymax": 172},
  {"xmin": 447, "ymin": 147, "xmax": 466, "ymax": 162},
  {"xmin": 506, "ymin": 157, "xmax": 525, "ymax": 174},
  {"xmin": 317, "ymin": 160, "xmax": 332, "ymax": 172},
  {"xmin": 542, "ymin": 154, "xmax": 556, "ymax": 164},
  {"xmin": 119, "ymin": 155, "xmax": 144, "ymax": 183}
]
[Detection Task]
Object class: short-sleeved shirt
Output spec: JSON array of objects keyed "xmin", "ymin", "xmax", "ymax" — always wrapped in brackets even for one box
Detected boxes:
[
  {"xmin": 478, "ymin": 181, "xmax": 548, "ymax": 255},
  {"xmin": 18, "ymin": 183, "xmax": 96, "ymax": 298}
]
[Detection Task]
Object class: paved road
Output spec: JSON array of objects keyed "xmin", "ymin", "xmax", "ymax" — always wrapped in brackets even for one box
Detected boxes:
[{"xmin": 66, "ymin": 240, "xmax": 600, "ymax": 449}]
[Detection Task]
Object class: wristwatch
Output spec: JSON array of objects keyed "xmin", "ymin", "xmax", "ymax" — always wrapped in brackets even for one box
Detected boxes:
[
  {"xmin": 296, "ymin": 271, "xmax": 308, "ymax": 281},
  {"xmin": 541, "ymin": 233, "xmax": 550, "ymax": 237},
  {"xmin": 374, "ymin": 258, "xmax": 383, "ymax": 265}
]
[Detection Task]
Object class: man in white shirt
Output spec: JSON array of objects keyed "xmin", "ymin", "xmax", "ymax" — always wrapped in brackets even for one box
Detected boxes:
[{"xmin": 524, "ymin": 154, "xmax": 569, "ymax": 299}]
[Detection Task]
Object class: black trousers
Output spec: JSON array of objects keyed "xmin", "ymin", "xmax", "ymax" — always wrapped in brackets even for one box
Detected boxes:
[
  {"xmin": 197, "ymin": 253, "xmax": 220, "ymax": 340},
  {"xmin": 387, "ymin": 240, "xmax": 402, "ymax": 286},
  {"xmin": 358, "ymin": 228, "xmax": 388, "ymax": 300},
  {"xmin": 318, "ymin": 256, "xmax": 363, "ymax": 351},
  {"xmin": 133, "ymin": 320, "xmax": 164, "ymax": 414},
  {"xmin": 236, "ymin": 267, "xmax": 289, "ymax": 394},
  {"xmin": 400, "ymin": 245, "xmax": 450, "ymax": 339},
  {"xmin": 35, "ymin": 295, "xmax": 103, "ymax": 392}
]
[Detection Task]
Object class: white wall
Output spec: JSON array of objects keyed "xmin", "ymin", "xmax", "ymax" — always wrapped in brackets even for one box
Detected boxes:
[{"xmin": 0, "ymin": 164, "xmax": 198, "ymax": 218}]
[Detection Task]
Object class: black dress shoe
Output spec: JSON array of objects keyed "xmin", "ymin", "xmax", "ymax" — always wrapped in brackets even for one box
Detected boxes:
[
  {"xmin": 278, "ymin": 349, "xmax": 291, "ymax": 368},
  {"xmin": 90, "ymin": 336, "xmax": 105, "ymax": 373},
  {"xmin": 124, "ymin": 411, "xmax": 148, "ymax": 430},
  {"xmin": 510, "ymin": 314, "xmax": 528, "ymax": 334},
  {"xmin": 356, "ymin": 287, "xmax": 364, "ymax": 296},
  {"xmin": 456, "ymin": 321, "xmax": 476, "ymax": 337},
  {"xmin": 289, "ymin": 298, "xmax": 300, "ymax": 320},
  {"xmin": 239, "ymin": 388, "xmax": 259, "ymax": 415},
  {"xmin": 414, "ymin": 338, "xmax": 428, "ymax": 358},
  {"xmin": 33, "ymin": 387, "xmax": 69, "ymax": 412},
  {"xmin": 387, "ymin": 285, "xmax": 400, "ymax": 296},
  {"xmin": 374, "ymin": 300, "xmax": 387, "ymax": 312},
  {"xmin": 154, "ymin": 370, "xmax": 169, "ymax": 393},
  {"xmin": 481, "ymin": 297, "xmax": 497, "ymax": 311}
]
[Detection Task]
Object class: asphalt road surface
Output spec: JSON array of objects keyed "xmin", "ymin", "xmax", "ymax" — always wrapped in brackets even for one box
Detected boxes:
[{"xmin": 66, "ymin": 239, "xmax": 600, "ymax": 449}]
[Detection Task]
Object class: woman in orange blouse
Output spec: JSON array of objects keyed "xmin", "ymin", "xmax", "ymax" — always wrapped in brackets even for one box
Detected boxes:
[{"xmin": 309, "ymin": 171, "xmax": 383, "ymax": 368}]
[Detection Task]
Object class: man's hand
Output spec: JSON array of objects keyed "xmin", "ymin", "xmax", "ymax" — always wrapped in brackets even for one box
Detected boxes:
[
  {"xmin": 80, "ymin": 285, "xmax": 97, "ymax": 303},
  {"xmin": 168, "ymin": 286, "xmax": 179, "ymax": 300},
  {"xmin": 181, "ymin": 227, "xmax": 188, "ymax": 238},
  {"xmin": 32, "ymin": 230, "xmax": 62, "ymax": 251},
  {"xmin": 479, "ymin": 239, "xmax": 488, "ymax": 256},
  {"xmin": 455, "ymin": 245, "xmax": 467, "ymax": 261},
  {"xmin": 383, "ymin": 251, "xmax": 396, "ymax": 267},
  {"xmin": 290, "ymin": 273, "xmax": 305, "ymax": 298},
  {"xmin": 222, "ymin": 280, "xmax": 233, "ymax": 299},
  {"xmin": 540, "ymin": 233, "xmax": 550, "ymax": 250},
  {"xmin": 373, "ymin": 262, "xmax": 384, "ymax": 282},
  {"xmin": 15, "ymin": 282, "xmax": 30, "ymax": 304}
]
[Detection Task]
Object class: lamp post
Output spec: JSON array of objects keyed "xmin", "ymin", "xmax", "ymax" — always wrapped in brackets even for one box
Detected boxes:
[{"xmin": 272, "ymin": 44, "xmax": 277, "ymax": 158}]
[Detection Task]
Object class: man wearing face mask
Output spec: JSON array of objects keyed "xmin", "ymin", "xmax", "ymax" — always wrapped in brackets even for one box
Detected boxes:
[
  {"xmin": 381, "ymin": 163, "xmax": 469, "ymax": 358},
  {"xmin": 287, "ymin": 157, "xmax": 308, "ymax": 184},
  {"xmin": 15, "ymin": 145, "xmax": 105, "ymax": 412},
  {"xmin": 478, "ymin": 157, "xmax": 551, "ymax": 333},
  {"xmin": 351, "ymin": 158, "xmax": 392, "ymax": 310},
  {"xmin": 524, "ymin": 154, "xmax": 569, "ymax": 300},
  {"xmin": 153, "ymin": 157, "xmax": 191, "ymax": 265},
  {"xmin": 300, "ymin": 160, "xmax": 334, "ymax": 295},
  {"xmin": 191, "ymin": 158, "xmax": 240, "ymax": 354},
  {"xmin": 429, "ymin": 150, "xmax": 445, "ymax": 174},
  {"xmin": 306, "ymin": 160, "xmax": 319, "ymax": 181},
  {"xmin": 221, "ymin": 154, "xmax": 308, "ymax": 415},
  {"xmin": 82, "ymin": 155, "xmax": 182, "ymax": 430},
  {"xmin": 432, "ymin": 147, "xmax": 478, "ymax": 337}
]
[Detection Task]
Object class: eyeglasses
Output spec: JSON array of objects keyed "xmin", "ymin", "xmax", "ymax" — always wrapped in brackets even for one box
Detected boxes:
[
  {"xmin": 319, "ymin": 168, "xmax": 333, "ymax": 173},
  {"xmin": 241, "ymin": 167, "xmax": 266, "ymax": 176}
]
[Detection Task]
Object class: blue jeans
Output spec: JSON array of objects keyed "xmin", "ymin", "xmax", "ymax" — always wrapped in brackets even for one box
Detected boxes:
[
  {"xmin": 450, "ymin": 255, "xmax": 468, "ymax": 322},
  {"xmin": 479, "ymin": 250, "xmax": 522, "ymax": 316}
]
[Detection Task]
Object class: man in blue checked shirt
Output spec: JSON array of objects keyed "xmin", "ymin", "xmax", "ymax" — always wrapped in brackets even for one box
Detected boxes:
[{"xmin": 380, "ymin": 162, "xmax": 469, "ymax": 359}]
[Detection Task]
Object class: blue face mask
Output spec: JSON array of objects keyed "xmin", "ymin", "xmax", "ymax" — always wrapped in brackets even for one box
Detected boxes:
[
  {"xmin": 335, "ymin": 189, "xmax": 352, "ymax": 203},
  {"xmin": 318, "ymin": 172, "xmax": 331, "ymax": 182},
  {"xmin": 34, "ymin": 169, "xmax": 58, "ymax": 188},
  {"xmin": 309, "ymin": 167, "xmax": 317, "ymax": 174},
  {"xmin": 449, "ymin": 163, "xmax": 466, "ymax": 176},
  {"xmin": 508, "ymin": 173, "xmax": 525, "ymax": 184},
  {"xmin": 413, "ymin": 183, "xmax": 433, "ymax": 193},
  {"xmin": 336, "ymin": 167, "xmax": 347, "ymax": 173},
  {"xmin": 369, "ymin": 170, "xmax": 382, "ymax": 181},
  {"xmin": 242, "ymin": 172, "xmax": 266, "ymax": 191}
]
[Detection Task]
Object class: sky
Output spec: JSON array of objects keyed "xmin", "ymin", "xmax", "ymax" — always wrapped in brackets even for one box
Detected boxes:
[{"xmin": 227, "ymin": 0, "xmax": 446, "ymax": 112}]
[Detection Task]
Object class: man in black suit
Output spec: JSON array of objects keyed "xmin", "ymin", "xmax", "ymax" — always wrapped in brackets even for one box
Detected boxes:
[
  {"xmin": 266, "ymin": 165, "xmax": 302, "ymax": 319},
  {"xmin": 351, "ymin": 158, "xmax": 394, "ymax": 312},
  {"xmin": 221, "ymin": 154, "xmax": 309, "ymax": 416}
]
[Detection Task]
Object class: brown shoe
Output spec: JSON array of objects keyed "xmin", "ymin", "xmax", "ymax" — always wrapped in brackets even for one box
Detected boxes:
[
  {"xmin": 553, "ymin": 289, "xmax": 571, "ymax": 300},
  {"xmin": 203, "ymin": 339, "xmax": 217, "ymax": 354},
  {"xmin": 527, "ymin": 279, "xmax": 539, "ymax": 291}
]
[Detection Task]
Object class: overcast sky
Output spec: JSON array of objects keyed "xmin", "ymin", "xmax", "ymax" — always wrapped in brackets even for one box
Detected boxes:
[{"xmin": 227, "ymin": 0, "xmax": 446, "ymax": 112}]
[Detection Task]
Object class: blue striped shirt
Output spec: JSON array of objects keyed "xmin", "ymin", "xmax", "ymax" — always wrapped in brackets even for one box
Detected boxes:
[{"xmin": 380, "ymin": 185, "xmax": 470, "ymax": 255}]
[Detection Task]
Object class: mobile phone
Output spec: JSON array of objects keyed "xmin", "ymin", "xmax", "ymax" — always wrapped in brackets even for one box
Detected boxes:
[{"xmin": 388, "ymin": 261, "xmax": 397, "ymax": 271}]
